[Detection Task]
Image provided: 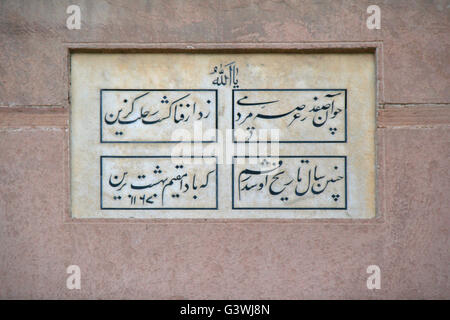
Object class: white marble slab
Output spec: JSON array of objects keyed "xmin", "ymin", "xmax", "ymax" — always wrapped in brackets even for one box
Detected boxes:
[{"xmin": 70, "ymin": 53, "xmax": 376, "ymax": 219}]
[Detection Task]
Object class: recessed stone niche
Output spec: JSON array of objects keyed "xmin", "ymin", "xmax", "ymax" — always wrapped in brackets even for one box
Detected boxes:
[{"xmin": 70, "ymin": 52, "xmax": 376, "ymax": 219}]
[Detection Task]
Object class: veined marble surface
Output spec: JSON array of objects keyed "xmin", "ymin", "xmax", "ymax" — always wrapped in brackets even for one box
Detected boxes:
[{"xmin": 70, "ymin": 53, "xmax": 376, "ymax": 218}]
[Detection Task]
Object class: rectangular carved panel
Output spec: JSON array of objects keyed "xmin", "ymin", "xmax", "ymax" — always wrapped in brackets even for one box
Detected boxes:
[
  {"xmin": 70, "ymin": 53, "xmax": 376, "ymax": 219},
  {"xmin": 101, "ymin": 156, "xmax": 217, "ymax": 210},
  {"xmin": 232, "ymin": 156, "xmax": 347, "ymax": 210}
]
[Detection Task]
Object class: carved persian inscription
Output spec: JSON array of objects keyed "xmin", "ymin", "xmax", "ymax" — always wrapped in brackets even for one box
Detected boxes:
[
  {"xmin": 71, "ymin": 53, "xmax": 376, "ymax": 219},
  {"xmin": 233, "ymin": 90, "xmax": 346, "ymax": 142},
  {"xmin": 101, "ymin": 156, "xmax": 217, "ymax": 210}
]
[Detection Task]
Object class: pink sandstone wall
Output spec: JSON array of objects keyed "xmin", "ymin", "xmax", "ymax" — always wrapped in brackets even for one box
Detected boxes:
[{"xmin": 0, "ymin": 0, "xmax": 449, "ymax": 299}]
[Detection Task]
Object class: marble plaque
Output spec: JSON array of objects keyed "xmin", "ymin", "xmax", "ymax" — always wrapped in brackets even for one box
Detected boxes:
[{"xmin": 70, "ymin": 53, "xmax": 376, "ymax": 219}]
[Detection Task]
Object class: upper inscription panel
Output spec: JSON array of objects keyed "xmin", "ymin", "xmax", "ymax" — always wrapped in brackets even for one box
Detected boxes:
[
  {"xmin": 101, "ymin": 89, "xmax": 217, "ymax": 143},
  {"xmin": 71, "ymin": 53, "xmax": 376, "ymax": 219},
  {"xmin": 232, "ymin": 89, "xmax": 347, "ymax": 142}
]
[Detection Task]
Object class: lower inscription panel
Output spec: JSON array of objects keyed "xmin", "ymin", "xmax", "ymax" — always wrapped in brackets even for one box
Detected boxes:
[
  {"xmin": 232, "ymin": 156, "xmax": 347, "ymax": 209},
  {"xmin": 101, "ymin": 156, "xmax": 218, "ymax": 210}
]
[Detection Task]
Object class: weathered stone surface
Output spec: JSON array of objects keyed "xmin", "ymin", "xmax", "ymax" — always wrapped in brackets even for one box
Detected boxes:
[
  {"xmin": 0, "ymin": 127, "xmax": 448, "ymax": 298},
  {"xmin": 0, "ymin": 0, "xmax": 449, "ymax": 299},
  {"xmin": 380, "ymin": 127, "xmax": 449, "ymax": 298}
]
